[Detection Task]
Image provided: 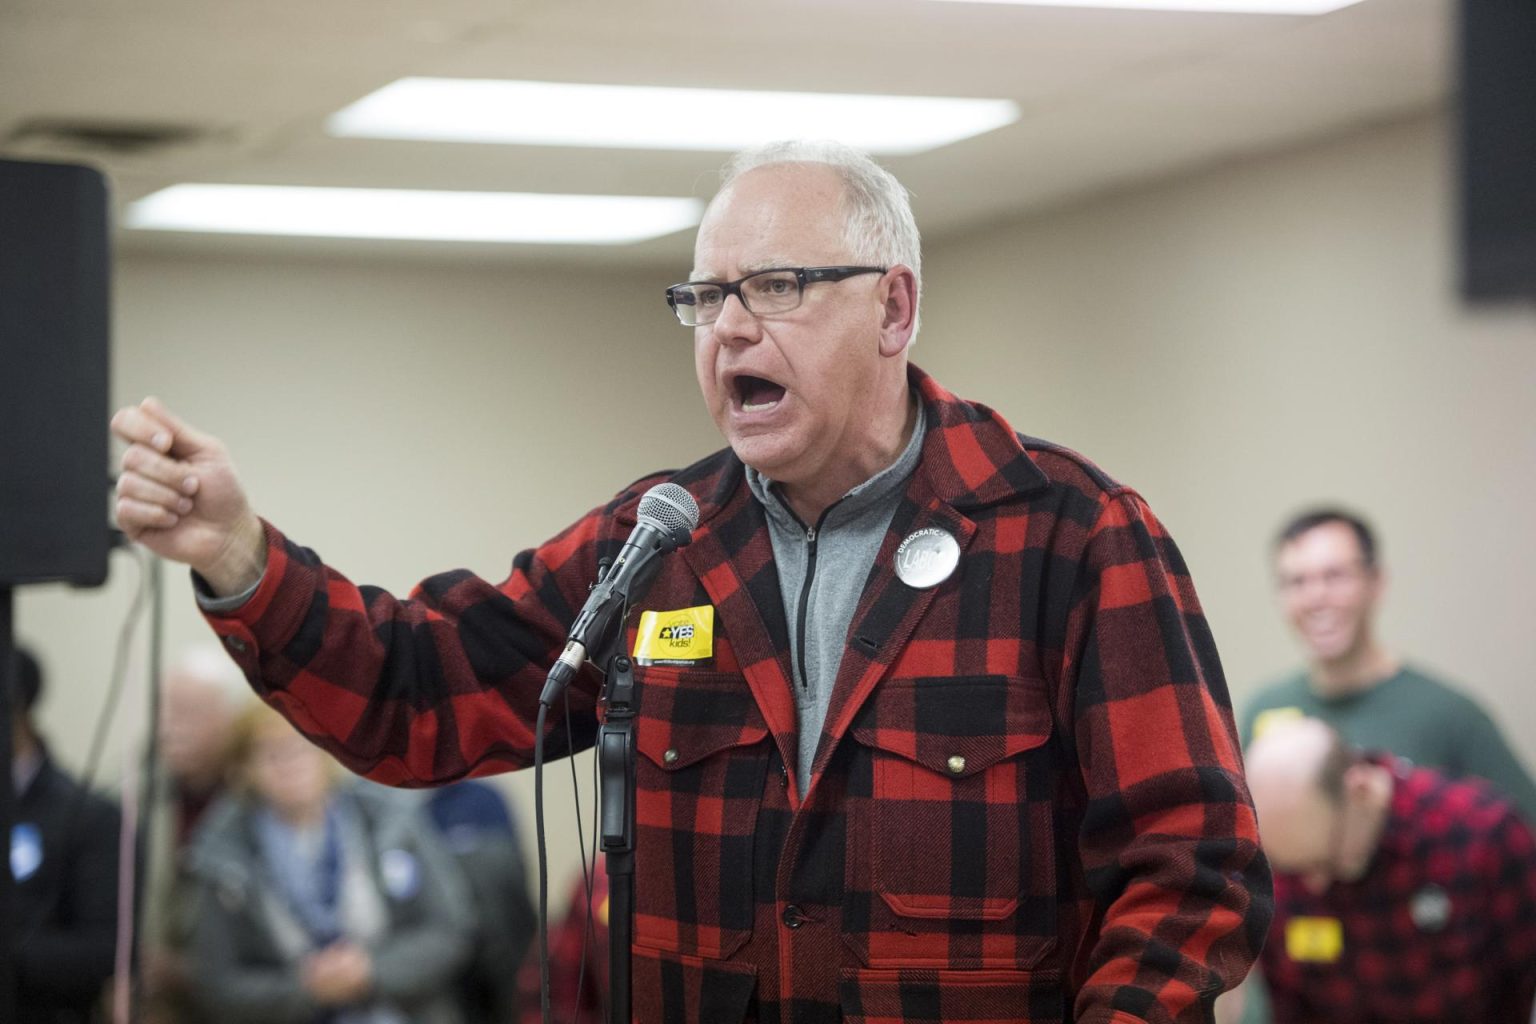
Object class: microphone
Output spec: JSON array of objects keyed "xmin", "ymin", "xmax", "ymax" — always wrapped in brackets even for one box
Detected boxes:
[{"xmin": 538, "ymin": 483, "xmax": 699, "ymax": 706}]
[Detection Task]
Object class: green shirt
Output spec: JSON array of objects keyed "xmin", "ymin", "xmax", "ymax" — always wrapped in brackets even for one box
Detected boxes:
[{"xmin": 1240, "ymin": 664, "xmax": 1536, "ymax": 825}]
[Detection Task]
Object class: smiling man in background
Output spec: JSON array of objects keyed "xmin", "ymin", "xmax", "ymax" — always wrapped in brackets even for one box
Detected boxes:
[{"xmin": 1241, "ymin": 507, "xmax": 1536, "ymax": 823}]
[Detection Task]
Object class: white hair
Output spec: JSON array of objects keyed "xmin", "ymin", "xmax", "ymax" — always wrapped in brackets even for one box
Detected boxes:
[
  {"xmin": 165, "ymin": 642, "xmax": 252, "ymax": 712},
  {"xmin": 721, "ymin": 140, "xmax": 923, "ymax": 341}
]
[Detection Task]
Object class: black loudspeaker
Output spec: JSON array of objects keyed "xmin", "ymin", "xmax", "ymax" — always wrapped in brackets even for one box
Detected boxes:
[
  {"xmin": 1460, "ymin": 0, "xmax": 1536, "ymax": 303},
  {"xmin": 0, "ymin": 159, "xmax": 112, "ymax": 587}
]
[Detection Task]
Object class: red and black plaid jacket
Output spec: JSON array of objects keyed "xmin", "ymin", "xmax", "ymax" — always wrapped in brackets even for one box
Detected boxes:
[
  {"xmin": 1261, "ymin": 755, "xmax": 1536, "ymax": 1023},
  {"xmin": 205, "ymin": 365, "xmax": 1270, "ymax": 1024}
]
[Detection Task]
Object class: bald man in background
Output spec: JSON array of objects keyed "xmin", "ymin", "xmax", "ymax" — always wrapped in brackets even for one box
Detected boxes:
[{"xmin": 1237, "ymin": 718, "xmax": 1536, "ymax": 1023}]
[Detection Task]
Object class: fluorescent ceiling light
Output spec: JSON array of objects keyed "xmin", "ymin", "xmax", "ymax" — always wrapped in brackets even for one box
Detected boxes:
[
  {"xmin": 125, "ymin": 184, "xmax": 704, "ymax": 244},
  {"xmin": 327, "ymin": 79, "xmax": 1020, "ymax": 156},
  {"xmin": 926, "ymin": 0, "xmax": 1364, "ymax": 11}
]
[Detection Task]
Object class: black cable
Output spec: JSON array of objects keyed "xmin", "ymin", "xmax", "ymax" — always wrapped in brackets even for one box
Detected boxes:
[
  {"xmin": 537, "ymin": 685, "xmax": 604, "ymax": 1024},
  {"xmin": 18, "ymin": 545, "xmax": 152, "ymax": 945},
  {"xmin": 585, "ymin": 716, "xmax": 609, "ymax": 1024},
  {"xmin": 562, "ymin": 684, "xmax": 601, "ymax": 1024},
  {"xmin": 77, "ymin": 547, "xmax": 152, "ymax": 793},
  {"xmin": 130, "ymin": 554, "xmax": 165, "ymax": 1024},
  {"xmin": 539, "ymin": 556, "xmax": 622, "ymax": 1024},
  {"xmin": 535, "ymin": 700, "xmax": 553, "ymax": 1024}
]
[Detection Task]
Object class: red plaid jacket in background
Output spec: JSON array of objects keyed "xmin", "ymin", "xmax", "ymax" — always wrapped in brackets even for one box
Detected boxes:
[
  {"xmin": 1261, "ymin": 755, "xmax": 1536, "ymax": 1023},
  {"xmin": 205, "ymin": 365, "xmax": 1271, "ymax": 1024}
]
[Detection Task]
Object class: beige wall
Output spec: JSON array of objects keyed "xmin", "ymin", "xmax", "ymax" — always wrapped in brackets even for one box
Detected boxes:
[
  {"xmin": 17, "ymin": 110, "xmax": 1536, "ymax": 896},
  {"xmin": 918, "ymin": 111, "xmax": 1536, "ymax": 764}
]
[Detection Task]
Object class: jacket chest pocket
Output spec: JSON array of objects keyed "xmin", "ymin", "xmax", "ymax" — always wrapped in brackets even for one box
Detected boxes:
[
  {"xmin": 845, "ymin": 675, "xmax": 1059, "ymax": 971},
  {"xmin": 632, "ymin": 667, "xmax": 770, "ymax": 961}
]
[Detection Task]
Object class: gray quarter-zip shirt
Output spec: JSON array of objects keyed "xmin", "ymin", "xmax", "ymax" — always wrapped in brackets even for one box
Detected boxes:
[{"xmin": 744, "ymin": 405, "xmax": 926, "ymax": 796}]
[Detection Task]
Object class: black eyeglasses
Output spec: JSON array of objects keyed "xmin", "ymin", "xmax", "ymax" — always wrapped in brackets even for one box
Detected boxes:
[{"xmin": 665, "ymin": 266, "xmax": 887, "ymax": 326}]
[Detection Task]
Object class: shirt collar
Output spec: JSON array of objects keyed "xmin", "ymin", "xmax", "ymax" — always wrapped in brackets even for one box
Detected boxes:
[{"xmin": 743, "ymin": 393, "xmax": 927, "ymax": 529}]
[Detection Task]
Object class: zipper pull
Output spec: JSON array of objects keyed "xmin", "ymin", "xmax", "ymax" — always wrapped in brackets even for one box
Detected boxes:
[{"xmin": 806, "ymin": 526, "xmax": 816, "ymax": 543}]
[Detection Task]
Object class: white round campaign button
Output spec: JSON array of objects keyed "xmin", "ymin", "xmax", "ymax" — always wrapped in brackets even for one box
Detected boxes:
[
  {"xmin": 1409, "ymin": 884, "xmax": 1451, "ymax": 932},
  {"xmin": 11, "ymin": 823, "xmax": 42, "ymax": 882},
  {"xmin": 380, "ymin": 848, "xmax": 422, "ymax": 900},
  {"xmin": 894, "ymin": 528, "xmax": 961, "ymax": 589}
]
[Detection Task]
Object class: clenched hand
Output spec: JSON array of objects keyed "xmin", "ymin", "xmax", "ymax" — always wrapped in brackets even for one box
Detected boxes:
[{"xmin": 110, "ymin": 397, "xmax": 266, "ymax": 596}]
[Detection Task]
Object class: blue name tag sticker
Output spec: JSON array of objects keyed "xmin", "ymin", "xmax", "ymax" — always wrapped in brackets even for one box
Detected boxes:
[{"xmin": 11, "ymin": 823, "xmax": 43, "ymax": 882}]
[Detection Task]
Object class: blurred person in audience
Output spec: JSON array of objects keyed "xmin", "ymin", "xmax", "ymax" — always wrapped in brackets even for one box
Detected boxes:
[
  {"xmin": 1233, "ymin": 717, "xmax": 1536, "ymax": 1023},
  {"xmin": 157, "ymin": 645, "xmax": 251, "ymax": 839},
  {"xmin": 1242, "ymin": 506, "xmax": 1536, "ymax": 822},
  {"xmin": 420, "ymin": 779, "xmax": 537, "ymax": 1024},
  {"xmin": 142, "ymin": 645, "xmax": 251, "ymax": 1023},
  {"xmin": 9, "ymin": 646, "xmax": 121, "ymax": 1024},
  {"xmin": 185, "ymin": 703, "xmax": 472, "ymax": 1024},
  {"xmin": 521, "ymin": 868, "xmax": 610, "ymax": 1024}
]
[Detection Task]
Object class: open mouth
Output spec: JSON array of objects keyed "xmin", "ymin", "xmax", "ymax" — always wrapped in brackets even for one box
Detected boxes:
[{"xmin": 731, "ymin": 373, "xmax": 787, "ymax": 413}]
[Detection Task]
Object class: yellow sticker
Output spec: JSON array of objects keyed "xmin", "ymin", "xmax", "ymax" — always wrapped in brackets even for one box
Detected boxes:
[
  {"xmin": 1285, "ymin": 916, "xmax": 1343, "ymax": 963},
  {"xmin": 1253, "ymin": 706, "xmax": 1306, "ymax": 741},
  {"xmin": 632, "ymin": 606, "xmax": 714, "ymax": 666}
]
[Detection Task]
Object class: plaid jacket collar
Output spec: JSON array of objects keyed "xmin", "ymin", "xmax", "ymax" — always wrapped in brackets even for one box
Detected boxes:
[{"xmin": 619, "ymin": 364, "xmax": 1052, "ymax": 803}]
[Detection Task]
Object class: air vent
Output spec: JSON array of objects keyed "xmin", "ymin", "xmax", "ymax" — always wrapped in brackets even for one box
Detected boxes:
[{"xmin": 4, "ymin": 119, "xmax": 213, "ymax": 157}]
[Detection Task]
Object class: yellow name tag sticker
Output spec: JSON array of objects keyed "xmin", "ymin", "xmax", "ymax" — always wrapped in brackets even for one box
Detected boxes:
[
  {"xmin": 1285, "ymin": 916, "xmax": 1343, "ymax": 963},
  {"xmin": 633, "ymin": 606, "xmax": 715, "ymax": 667},
  {"xmin": 1253, "ymin": 706, "xmax": 1306, "ymax": 741}
]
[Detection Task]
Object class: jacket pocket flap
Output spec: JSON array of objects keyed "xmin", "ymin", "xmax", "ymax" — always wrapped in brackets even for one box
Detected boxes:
[
  {"xmin": 634, "ymin": 667, "xmax": 769, "ymax": 771},
  {"xmin": 848, "ymin": 675, "xmax": 1052, "ymax": 778}
]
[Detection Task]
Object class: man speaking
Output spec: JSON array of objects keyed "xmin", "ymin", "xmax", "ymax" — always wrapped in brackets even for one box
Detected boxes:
[{"xmin": 112, "ymin": 141, "xmax": 1270, "ymax": 1023}]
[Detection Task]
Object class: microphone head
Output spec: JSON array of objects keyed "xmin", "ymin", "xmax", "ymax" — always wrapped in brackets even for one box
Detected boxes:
[{"xmin": 637, "ymin": 482, "xmax": 700, "ymax": 538}]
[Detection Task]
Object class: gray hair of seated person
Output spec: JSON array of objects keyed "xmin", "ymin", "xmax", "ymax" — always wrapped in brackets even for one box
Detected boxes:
[
  {"xmin": 721, "ymin": 140, "xmax": 923, "ymax": 342},
  {"xmin": 167, "ymin": 644, "xmax": 252, "ymax": 706}
]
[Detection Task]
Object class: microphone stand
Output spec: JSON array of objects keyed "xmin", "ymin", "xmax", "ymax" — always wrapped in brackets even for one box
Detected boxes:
[
  {"xmin": 594, "ymin": 642, "xmax": 637, "ymax": 1024},
  {"xmin": 539, "ymin": 491, "xmax": 694, "ymax": 1024},
  {"xmin": 539, "ymin": 581, "xmax": 641, "ymax": 1024}
]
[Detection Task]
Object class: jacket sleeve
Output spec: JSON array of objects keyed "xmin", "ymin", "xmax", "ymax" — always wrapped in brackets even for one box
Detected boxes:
[
  {"xmin": 1063, "ymin": 490, "xmax": 1273, "ymax": 1024},
  {"xmin": 201, "ymin": 504, "xmax": 620, "ymax": 786}
]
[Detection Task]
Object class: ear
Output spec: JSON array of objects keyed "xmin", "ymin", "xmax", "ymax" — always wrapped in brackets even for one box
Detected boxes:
[
  {"xmin": 877, "ymin": 266, "xmax": 918, "ymax": 358},
  {"xmin": 1341, "ymin": 761, "xmax": 1388, "ymax": 804},
  {"xmin": 1341, "ymin": 763, "xmax": 1371, "ymax": 800},
  {"xmin": 1366, "ymin": 564, "xmax": 1387, "ymax": 603}
]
